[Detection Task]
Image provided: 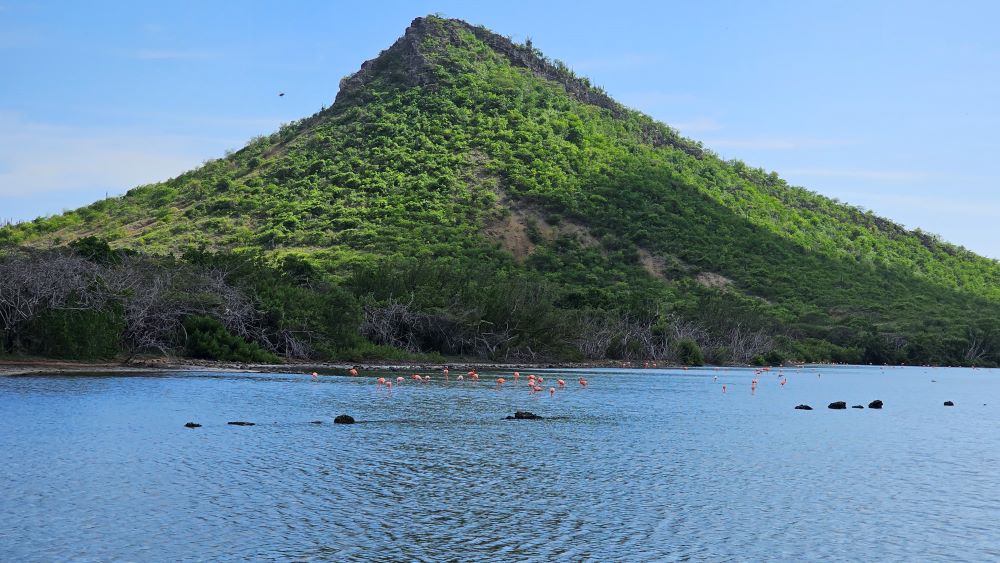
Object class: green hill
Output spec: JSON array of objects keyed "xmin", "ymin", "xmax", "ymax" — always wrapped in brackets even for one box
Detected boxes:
[{"xmin": 3, "ymin": 15, "xmax": 999, "ymax": 365}]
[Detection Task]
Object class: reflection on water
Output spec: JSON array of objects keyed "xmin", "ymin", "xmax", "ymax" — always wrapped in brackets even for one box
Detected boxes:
[{"xmin": 1, "ymin": 365, "xmax": 999, "ymax": 561}]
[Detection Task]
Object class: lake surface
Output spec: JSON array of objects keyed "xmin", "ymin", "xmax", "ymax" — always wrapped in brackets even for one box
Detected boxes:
[{"xmin": 1, "ymin": 365, "xmax": 999, "ymax": 561}]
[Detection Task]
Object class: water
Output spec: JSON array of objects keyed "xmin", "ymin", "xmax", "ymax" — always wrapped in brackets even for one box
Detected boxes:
[{"xmin": 1, "ymin": 365, "xmax": 998, "ymax": 561}]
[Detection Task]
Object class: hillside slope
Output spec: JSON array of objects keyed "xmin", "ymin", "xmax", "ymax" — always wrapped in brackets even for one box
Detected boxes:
[{"xmin": 3, "ymin": 16, "xmax": 999, "ymax": 365}]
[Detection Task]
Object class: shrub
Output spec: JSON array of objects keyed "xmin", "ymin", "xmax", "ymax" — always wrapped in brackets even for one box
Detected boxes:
[
  {"xmin": 676, "ymin": 339, "xmax": 704, "ymax": 366},
  {"xmin": 183, "ymin": 315, "xmax": 279, "ymax": 363}
]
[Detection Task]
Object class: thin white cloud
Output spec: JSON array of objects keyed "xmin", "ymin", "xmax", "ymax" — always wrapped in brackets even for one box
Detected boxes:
[
  {"xmin": 618, "ymin": 91, "xmax": 697, "ymax": 110},
  {"xmin": 705, "ymin": 137, "xmax": 851, "ymax": 150},
  {"xmin": 0, "ymin": 113, "xmax": 225, "ymax": 199},
  {"xmin": 782, "ymin": 168, "xmax": 927, "ymax": 181},
  {"xmin": 0, "ymin": 30, "xmax": 41, "ymax": 49},
  {"xmin": 838, "ymin": 192, "xmax": 1000, "ymax": 218},
  {"xmin": 668, "ymin": 117, "xmax": 724, "ymax": 133},
  {"xmin": 132, "ymin": 49, "xmax": 220, "ymax": 61},
  {"xmin": 572, "ymin": 53, "xmax": 664, "ymax": 72}
]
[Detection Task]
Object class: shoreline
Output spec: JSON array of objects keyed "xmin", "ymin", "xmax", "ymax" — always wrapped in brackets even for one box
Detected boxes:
[{"xmin": 0, "ymin": 357, "xmax": 683, "ymax": 377}]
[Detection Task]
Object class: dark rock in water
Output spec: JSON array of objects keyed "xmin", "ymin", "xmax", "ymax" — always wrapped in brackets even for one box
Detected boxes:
[
  {"xmin": 184, "ymin": 422, "xmax": 202, "ymax": 428},
  {"xmin": 868, "ymin": 400, "xmax": 883, "ymax": 409},
  {"xmin": 828, "ymin": 401, "xmax": 847, "ymax": 410},
  {"xmin": 334, "ymin": 414, "xmax": 355, "ymax": 424},
  {"xmin": 852, "ymin": 405, "xmax": 864, "ymax": 409},
  {"xmin": 505, "ymin": 411, "xmax": 543, "ymax": 420},
  {"xmin": 944, "ymin": 401, "xmax": 955, "ymax": 407},
  {"xmin": 794, "ymin": 404, "xmax": 813, "ymax": 410},
  {"xmin": 310, "ymin": 420, "xmax": 323, "ymax": 425},
  {"xmin": 227, "ymin": 421, "xmax": 255, "ymax": 426}
]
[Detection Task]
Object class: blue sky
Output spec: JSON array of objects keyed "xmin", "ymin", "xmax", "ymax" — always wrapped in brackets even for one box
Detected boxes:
[{"xmin": 2, "ymin": 0, "xmax": 999, "ymax": 258}]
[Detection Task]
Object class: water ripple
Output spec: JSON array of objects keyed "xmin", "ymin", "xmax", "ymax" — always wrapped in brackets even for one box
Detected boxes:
[{"xmin": 1, "ymin": 366, "xmax": 999, "ymax": 561}]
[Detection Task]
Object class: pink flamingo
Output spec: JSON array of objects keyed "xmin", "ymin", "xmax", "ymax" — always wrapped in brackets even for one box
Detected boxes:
[
  {"xmin": 549, "ymin": 387, "xmax": 555, "ymax": 397},
  {"xmin": 396, "ymin": 376, "xmax": 404, "ymax": 384},
  {"xmin": 557, "ymin": 379, "xmax": 566, "ymax": 388},
  {"xmin": 496, "ymin": 377, "xmax": 506, "ymax": 389},
  {"xmin": 513, "ymin": 371, "xmax": 520, "ymax": 382},
  {"xmin": 349, "ymin": 368, "xmax": 358, "ymax": 377},
  {"xmin": 578, "ymin": 378, "xmax": 588, "ymax": 387},
  {"xmin": 311, "ymin": 372, "xmax": 318, "ymax": 380}
]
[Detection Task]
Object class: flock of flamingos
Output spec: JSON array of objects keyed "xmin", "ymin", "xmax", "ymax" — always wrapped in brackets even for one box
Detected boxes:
[
  {"xmin": 306, "ymin": 362, "xmax": 829, "ymax": 397},
  {"xmin": 311, "ymin": 367, "xmax": 589, "ymax": 397}
]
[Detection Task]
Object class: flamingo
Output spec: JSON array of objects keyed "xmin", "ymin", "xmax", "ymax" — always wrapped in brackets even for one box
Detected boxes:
[
  {"xmin": 376, "ymin": 377, "xmax": 386, "ymax": 387},
  {"xmin": 311, "ymin": 372, "xmax": 318, "ymax": 380},
  {"xmin": 578, "ymin": 378, "xmax": 588, "ymax": 387},
  {"xmin": 496, "ymin": 377, "xmax": 506, "ymax": 389},
  {"xmin": 557, "ymin": 379, "xmax": 566, "ymax": 388},
  {"xmin": 443, "ymin": 367, "xmax": 450, "ymax": 380},
  {"xmin": 349, "ymin": 368, "xmax": 358, "ymax": 377},
  {"xmin": 412, "ymin": 374, "xmax": 422, "ymax": 382},
  {"xmin": 722, "ymin": 384, "xmax": 727, "ymax": 394},
  {"xmin": 549, "ymin": 387, "xmax": 555, "ymax": 397},
  {"xmin": 457, "ymin": 375, "xmax": 464, "ymax": 381}
]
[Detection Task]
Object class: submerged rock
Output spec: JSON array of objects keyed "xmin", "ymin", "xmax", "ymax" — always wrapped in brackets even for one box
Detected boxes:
[
  {"xmin": 334, "ymin": 414, "xmax": 356, "ymax": 424},
  {"xmin": 794, "ymin": 404, "xmax": 813, "ymax": 410},
  {"xmin": 828, "ymin": 401, "xmax": 847, "ymax": 410},
  {"xmin": 227, "ymin": 421, "xmax": 255, "ymax": 426},
  {"xmin": 505, "ymin": 411, "xmax": 543, "ymax": 420},
  {"xmin": 852, "ymin": 405, "xmax": 864, "ymax": 409},
  {"xmin": 868, "ymin": 400, "xmax": 883, "ymax": 409},
  {"xmin": 184, "ymin": 422, "xmax": 202, "ymax": 428},
  {"xmin": 944, "ymin": 401, "xmax": 955, "ymax": 407}
]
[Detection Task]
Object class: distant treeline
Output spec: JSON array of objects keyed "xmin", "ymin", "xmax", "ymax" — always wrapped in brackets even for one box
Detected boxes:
[{"xmin": 1, "ymin": 238, "xmax": 996, "ymax": 367}]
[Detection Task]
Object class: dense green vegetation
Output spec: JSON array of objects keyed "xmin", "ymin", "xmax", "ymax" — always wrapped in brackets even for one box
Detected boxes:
[{"xmin": 2, "ymin": 16, "xmax": 999, "ymax": 366}]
